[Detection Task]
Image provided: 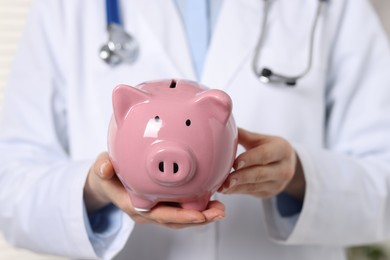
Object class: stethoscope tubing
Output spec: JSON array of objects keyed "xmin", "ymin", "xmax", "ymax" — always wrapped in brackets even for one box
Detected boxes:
[
  {"xmin": 251, "ymin": 0, "xmax": 271, "ymax": 80},
  {"xmin": 106, "ymin": 0, "xmax": 122, "ymax": 26},
  {"xmin": 100, "ymin": 0, "xmax": 328, "ymax": 85},
  {"xmin": 252, "ymin": 0, "xmax": 327, "ymax": 86},
  {"xmin": 100, "ymin": 0, "xmax": 139, "ymax": 66}
]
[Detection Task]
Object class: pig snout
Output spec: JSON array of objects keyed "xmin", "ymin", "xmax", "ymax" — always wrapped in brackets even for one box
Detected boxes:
[{"xmin": 147, "ymin": 142, "xmax": 196, "ymax": 186}]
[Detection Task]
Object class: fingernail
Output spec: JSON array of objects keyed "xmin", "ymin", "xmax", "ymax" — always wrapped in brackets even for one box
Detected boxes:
[
  {"xmin": 99, "ymin": 162, "xmax": 108, "ymax": 177},
  {"xmin": 236, "ymin": 161, "xmax": 245, "ymax": 170},
  {"xmin": 212, "ymin": 215, "xmax": 224, "ymax": 221},
  {"xmin": 229, "ymin": 178, "xmax": 237, "ymax": 188},
  {"xmin": 192, "ymin": 218, "xmax": 205, "ymax": 223},
  {"xmin": 186, "ymin": 212, "xmax": 205, "ymax": 223},
  {"xmin": 222, "ymin": 179, "xmax": 237, "ymax": 194}
]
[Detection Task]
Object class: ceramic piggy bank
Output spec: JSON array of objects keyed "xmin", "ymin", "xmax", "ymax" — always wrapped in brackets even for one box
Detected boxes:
[{"xmin": 108, "ymin": 79, "xmax": 237, "ymax": 211}]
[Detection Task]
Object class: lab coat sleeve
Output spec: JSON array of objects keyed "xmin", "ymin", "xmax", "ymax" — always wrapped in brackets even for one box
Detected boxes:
[
  {"xmin": 84, "ymin": 204, "xmax": 131, "ymax": 259},
  {"xmin": 263, "ymin": 0, "xmax": 390, "ymax": 246},
  {"xmin": 0, "ymin": 0, "xmax": 133, "ymax": 258}
]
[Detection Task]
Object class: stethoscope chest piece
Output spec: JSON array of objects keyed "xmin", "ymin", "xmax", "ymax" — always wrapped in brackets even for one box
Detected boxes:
[
  {"xmin": 100, "ymin": 24, "xmax": 139, "ymax": 66},
  {"xmin": 253, "ymin": 0, "xmax": 328, "ymax": 86},
  {"xmin": 100, "ymin": 0, "xmax": 139, "ymax": 66}
]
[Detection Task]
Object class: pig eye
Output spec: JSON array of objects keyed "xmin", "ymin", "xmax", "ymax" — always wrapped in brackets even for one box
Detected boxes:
[
  {"xmin": 186, "ymin": 119, "xmax": 191, "ymax": 126},
  {"xmin": 155, "ymin": 116, "xmax": 160, "ymax": 122}
]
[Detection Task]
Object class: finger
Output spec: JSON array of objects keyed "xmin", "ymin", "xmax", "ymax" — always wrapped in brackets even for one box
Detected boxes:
[
  {"xmin": 201, "ymin": 200, "xmax": 225, "ymax": 222},
  {"xmin": 234, "ymin": 138, "xmax": 290, "ymax": 170},
  {"xmin": 131, "ymin": 214, "xmax": 155, "ymax": 225},
  {"xmin": 237, "ymin": 128, "xmax": 267, "ymax": 150},
  {"xmin": 162, "ymin": 201, "xmax": 226, "ymax": 228},
  {"xmin": 140, "ymin": 204, "xmax": 206, "ymax": 225},
  {"xmin": 101, "ymin": 177, "xmax": 211, "ymax": 225},
  {"xmin": 131, "ymin": 214, "xmax": 204, "ymax": 228},
  {"xmin": 206, "ymin": 200, "xmax": 225, "ymax": 211},
  {"xmin": 219, "ymin": 165, "xmax": 276, "ymax": 193},
  {"xmin": 222, "ymin": 165, "xmax": 277, "ymax": 191},
  {"xmin": 93, "ymin": 152, "xmax": 115, "ymax": 179},
  {"xmin": 165, "ymin": 223, "xmax": 208, "ymax": 229},
  {"xmin": 223, "ymin": 181, "xmax": 281, "ymax": 198}
]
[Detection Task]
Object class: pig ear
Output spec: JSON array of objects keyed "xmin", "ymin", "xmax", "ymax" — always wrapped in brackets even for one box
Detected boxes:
[
  {"xmin": 112, "ymin": 84, "xmax": 150, "ymax": 126},
  {"xmin": 194, "ymin": 89, "xmax": 233, "ymax": 124}
]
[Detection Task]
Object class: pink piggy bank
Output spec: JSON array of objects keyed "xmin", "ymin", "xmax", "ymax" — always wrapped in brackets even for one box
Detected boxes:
[{"xmin": 108, "ymin": 79, "xmax": 237, "ymax": 211}]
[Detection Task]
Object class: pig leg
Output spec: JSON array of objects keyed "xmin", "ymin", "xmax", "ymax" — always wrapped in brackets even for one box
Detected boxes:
[
  {"xmin": 181, "ymin": 192, "xmax": 211, "ymax": 211},
  {"xmin": 128, "ymin": 193, "xmax": 156, "ymax": 212}
]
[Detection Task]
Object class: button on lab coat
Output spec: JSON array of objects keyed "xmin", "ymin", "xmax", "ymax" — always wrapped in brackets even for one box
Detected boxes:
[{"xmin": 1, "ymin": 0, "xmax": 390, "ymax": 259}]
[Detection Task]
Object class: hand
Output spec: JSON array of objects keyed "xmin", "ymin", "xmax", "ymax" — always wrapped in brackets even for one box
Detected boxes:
[
  {"xmin": 84, "ymin": 152, "xmax": 225, "ymax": 229},
  {"xmin": 219, "ymin": 128, "xmax": 305, "ymax": 200}
]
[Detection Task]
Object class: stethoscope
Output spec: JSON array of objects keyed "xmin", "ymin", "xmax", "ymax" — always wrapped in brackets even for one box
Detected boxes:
[
  {"xmin": 99, "ymin": 0, "xmax": 328, "ymax": 86},
  {"xmin": 99, "ymin": 0, "xmax": 139, "ymax": 66},
  {"xmin": 253, "ymin": 0, "xmax": 328, "ymax": 86}
]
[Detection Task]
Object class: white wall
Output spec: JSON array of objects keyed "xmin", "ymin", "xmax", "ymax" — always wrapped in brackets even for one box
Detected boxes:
[
  {"xmin": 0, "ymin": 0, "xmax": 31, "ymax": 112},
  {"xmin": 0, "ymin": 0, "xmax": 389, "ymax": 259}
]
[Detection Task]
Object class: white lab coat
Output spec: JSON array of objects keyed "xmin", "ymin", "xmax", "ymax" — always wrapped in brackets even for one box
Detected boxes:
[{"xmin": 1, "ymin": 0, "xmax": 390, "ymax": 259}]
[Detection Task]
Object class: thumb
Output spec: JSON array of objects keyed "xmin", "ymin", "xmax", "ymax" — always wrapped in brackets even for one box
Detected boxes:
[
  {"xmin": 237, "ymin": 127, "xmax": 266, "ymax": 150},
  {"xmin": 93, "ymin": 152, "xmax": 116, "ymax": 179}
]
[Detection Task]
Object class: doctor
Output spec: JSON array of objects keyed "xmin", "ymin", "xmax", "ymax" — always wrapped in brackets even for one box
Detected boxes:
[{"xmin": 1, "ymin": 0, "xmax": 390, "ymax": 259}]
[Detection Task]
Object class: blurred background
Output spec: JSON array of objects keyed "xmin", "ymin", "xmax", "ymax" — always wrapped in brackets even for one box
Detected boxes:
[{"xmin": 0, "ymin": 0, "xmax": 390, "ymax": 259}]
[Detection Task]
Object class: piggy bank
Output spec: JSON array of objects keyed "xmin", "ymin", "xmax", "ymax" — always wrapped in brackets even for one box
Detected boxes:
[{"xmin": 108, "ymin": 79, "xmax": 237, "ymax": 211}]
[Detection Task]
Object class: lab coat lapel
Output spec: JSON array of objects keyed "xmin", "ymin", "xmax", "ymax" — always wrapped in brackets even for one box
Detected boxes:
[
  {"xmin": 135, "ymin": 0, "xmax": 196, "ymax": 80},
  {"xmin": 202, "ymin": 0, "xmax": 261, "ymax": 89}
]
